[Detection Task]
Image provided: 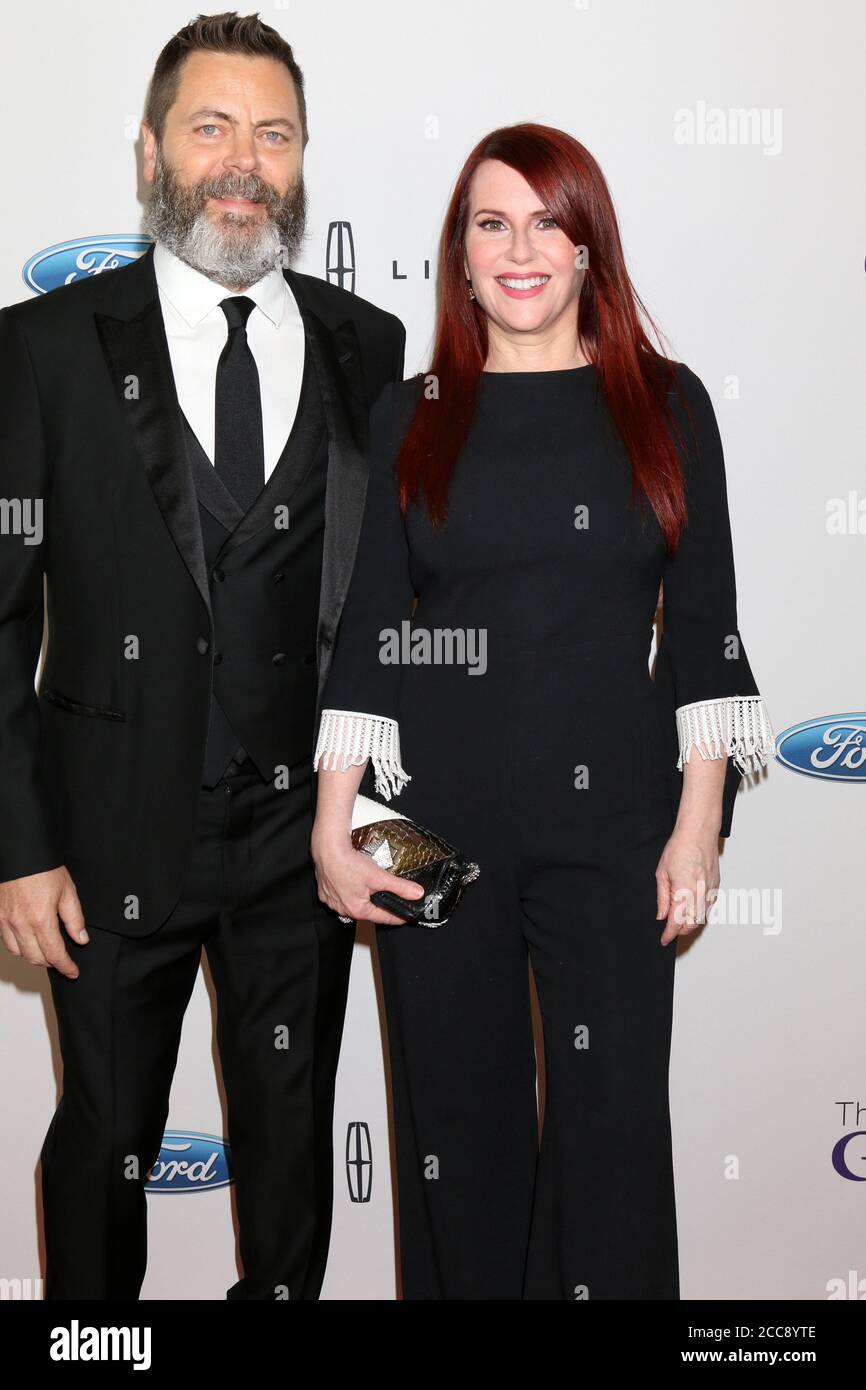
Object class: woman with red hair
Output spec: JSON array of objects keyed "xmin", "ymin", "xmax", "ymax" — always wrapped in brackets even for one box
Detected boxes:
[{"xmin": 312, "ymin": 124, "xmax": 775, "ymax": 1299}]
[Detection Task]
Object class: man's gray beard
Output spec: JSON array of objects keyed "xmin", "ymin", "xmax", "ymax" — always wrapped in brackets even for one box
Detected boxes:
[{"xmin": 142, "ymin": 152, "xmax": 308, "ymax": 290}]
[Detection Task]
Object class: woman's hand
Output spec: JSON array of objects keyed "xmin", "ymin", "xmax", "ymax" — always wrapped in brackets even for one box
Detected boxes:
[
  {"xmin": 311, "ymin": 825, "xmax": 425, "ymax": 927},
  {"xmin": 654, "ymin": 822, "xmax": 720, "ymax": 946}
]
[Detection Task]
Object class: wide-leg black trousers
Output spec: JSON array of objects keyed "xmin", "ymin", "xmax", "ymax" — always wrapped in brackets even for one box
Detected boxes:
[
  {"xmin": 40, "ymin": 757, "xmax": 355, "ymax": 1300},
  {"xmin": 374, "ymin": 639, "xmax": 680, "ymax": 1300}
]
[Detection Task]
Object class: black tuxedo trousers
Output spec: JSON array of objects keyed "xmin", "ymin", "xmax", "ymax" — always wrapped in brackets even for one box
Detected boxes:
[{"xmin": 41, "ymin": 756, "xmax": 355, "ymax": 1300}]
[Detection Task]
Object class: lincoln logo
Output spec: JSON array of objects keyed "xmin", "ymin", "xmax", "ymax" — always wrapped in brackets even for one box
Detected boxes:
[
  {"xmin": 326, "ymin": 221, "xmax": 355, "ymax": 293},
  {"xmin": 775, "ymin": 713, "xmax": 866, "ymax": 780},
  {"xmin": 346, "ymin": 1121, "xmax": 372, "ymax": 1202},
  {"xmin": 22, "ymin": 235, "xmax": 151, "ymax": 295},
  {"xmin": 146, "ymin": 1130, "xmax": 233, "ymax": 1193}
]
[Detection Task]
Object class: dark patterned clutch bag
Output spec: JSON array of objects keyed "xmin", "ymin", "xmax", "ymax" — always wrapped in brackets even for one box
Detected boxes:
[{"xmin": 349, "ymin": 794, "xmax": 480, "ymax": 928}]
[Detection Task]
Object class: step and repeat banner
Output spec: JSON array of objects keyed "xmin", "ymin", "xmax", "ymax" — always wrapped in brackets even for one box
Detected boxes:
[{"xmin": 0, "ymin": 0, "xmax": 863, "ymax": 1301}]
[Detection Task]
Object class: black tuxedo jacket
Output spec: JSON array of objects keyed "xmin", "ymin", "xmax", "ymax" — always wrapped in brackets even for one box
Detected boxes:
[{"xmin": 0, "ymin": 243, "xmax": 405, "ymax": 934}]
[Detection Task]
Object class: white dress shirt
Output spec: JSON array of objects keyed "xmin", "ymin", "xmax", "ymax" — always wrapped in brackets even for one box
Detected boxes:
[{"xmin": 153, "ymin": 241, "xmax": 306, "ymax": 483}]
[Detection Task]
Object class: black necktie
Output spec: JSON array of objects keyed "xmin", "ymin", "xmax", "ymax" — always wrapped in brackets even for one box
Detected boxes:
[{"xmin": 214, "ymin": 295, "xmax": 265, "ymax": 512}]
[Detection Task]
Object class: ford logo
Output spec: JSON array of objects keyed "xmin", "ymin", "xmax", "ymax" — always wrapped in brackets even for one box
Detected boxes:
[
  {"xmin": 775, "ymin": 713, "xmax": 866, "ymax": 781},
  {"xmin": 146, "ymin": 1130, "xmax": 233, "ymax": 1194},
  {"xmin": 22, "ymin": 235, "xmax": 151, "ymax": 295}
]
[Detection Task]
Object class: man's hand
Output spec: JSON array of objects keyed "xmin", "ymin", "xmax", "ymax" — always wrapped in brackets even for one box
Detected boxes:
[{"xmin": 0, "ymin": 867, "xmax": 88, "ymax": 979}]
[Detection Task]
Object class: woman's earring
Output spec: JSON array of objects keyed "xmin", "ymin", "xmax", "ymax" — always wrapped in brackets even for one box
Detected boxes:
[{"xmin": 467, "ymin": 280, "xmax": 476, "ymax": 300}]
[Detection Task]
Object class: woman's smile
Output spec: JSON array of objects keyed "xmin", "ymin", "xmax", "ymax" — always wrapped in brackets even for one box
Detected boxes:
[{"xmin": 494, "ymin": 272, "xmax": 551, "ymax": 298}]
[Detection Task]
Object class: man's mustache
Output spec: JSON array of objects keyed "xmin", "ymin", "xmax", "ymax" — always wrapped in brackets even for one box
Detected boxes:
[{"xmin": 192, "ymin": 172, "xmax": 286, "ymax": 212}]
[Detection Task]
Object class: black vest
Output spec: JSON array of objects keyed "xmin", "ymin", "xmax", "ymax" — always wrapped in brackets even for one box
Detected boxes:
[{"xmin": 180, "ymin": 343, "xmax": 329, "ymax": 786}]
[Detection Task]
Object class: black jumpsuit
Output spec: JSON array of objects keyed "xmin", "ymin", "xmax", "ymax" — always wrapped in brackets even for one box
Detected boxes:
[{"xmin": 314, "ymin": 362, "xmax": 775, "ymax": 1300}]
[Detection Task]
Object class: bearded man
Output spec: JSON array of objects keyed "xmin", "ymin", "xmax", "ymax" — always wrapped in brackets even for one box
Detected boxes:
[{"xmin": 0, "ymin": 12, "xmax": 405, "ymax": 1300}]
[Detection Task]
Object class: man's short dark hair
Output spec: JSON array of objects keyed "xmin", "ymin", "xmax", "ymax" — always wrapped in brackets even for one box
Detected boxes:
[{"xmin": 144, "ymin": 11, "xmax": 308, "ymax": 147}]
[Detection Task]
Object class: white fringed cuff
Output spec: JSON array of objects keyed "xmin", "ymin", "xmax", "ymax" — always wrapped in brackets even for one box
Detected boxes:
[
  {"xmin": 675, "ymin": 696, "xmax": 776, "ymax": 776},
  {"xmin": 313, "ymin": 709, "xmax": 412, "ymax": 801}
]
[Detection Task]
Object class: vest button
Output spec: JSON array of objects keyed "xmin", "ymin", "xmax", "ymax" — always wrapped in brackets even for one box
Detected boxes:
[
  {"xmin": 197, "ymin": 637, "xmax": 209, "ymax": 655},
  {"xmin": 212, "ymin": 568, "xmax": 225, "ymax": 583},
  {"xmin": 273, "ymin": 571, "xmax": 285, "ymax": 584},
  {"xmin": 213, "ymin": 651, "xmax": 223, "ymax": 666},
  {"xmin": 272, "ymin": 652, "xmax": 287, "ymax": 666}
]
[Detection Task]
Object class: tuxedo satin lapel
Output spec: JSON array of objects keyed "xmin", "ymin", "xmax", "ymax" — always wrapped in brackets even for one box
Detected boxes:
[
  {"xmin": 299, "ymin": 309, "xmax": 370, "ymax": 654},
  {"xmin": 94, "ymin": 302, "xmax": 211, "ymax": 619}
]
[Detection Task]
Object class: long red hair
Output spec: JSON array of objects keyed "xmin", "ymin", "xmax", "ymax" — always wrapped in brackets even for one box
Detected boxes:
[{"xmin": 395, "ymin": 123, "xmax": 691, "ymax": 556}]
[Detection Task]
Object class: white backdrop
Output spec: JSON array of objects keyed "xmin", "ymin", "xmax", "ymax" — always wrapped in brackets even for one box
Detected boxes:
[{"xmin": 1, "ymin": 0, "xmax": 864, "ymax": 1301}]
